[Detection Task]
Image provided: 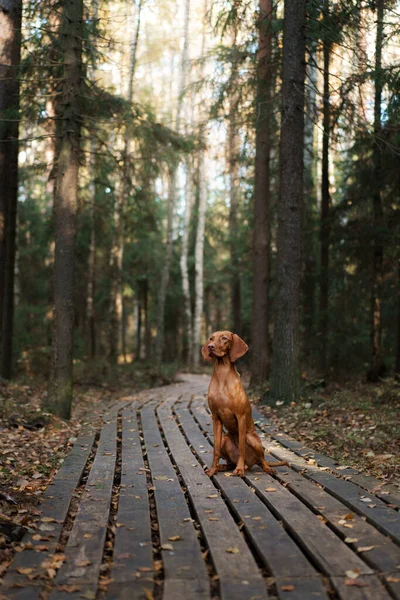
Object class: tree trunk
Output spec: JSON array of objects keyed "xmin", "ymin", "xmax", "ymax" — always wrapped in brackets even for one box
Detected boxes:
[
  {"xmin": 193, "ymin": 147, "xmax": 207, "ymax": 367},
  {"xmin": 180, "ymin": 157, "xmax": 194, "ymax": 363},
  {"xmin": 156, "ymin": 167, "xmax": 176, "ymax": 364},
  {"xmin": 86, "ymin": 0, "xmax": 99, "ymax": 359},
  {"xmin": 109, "ymin": 0, "xmax": 142, "ymax": 363},
  {"xmin": 47, "ymin": 0, "xmax": 83, "ymax": 419},
  {"xmin": 0, "ymin": 0, "xmax": 22, "ymax": 379},
  {"xmin": 228, "ymin": 49, "xmax": 241, "ymax": 334},
  {"xmin": 368, "ymin": 0, "xmax": 385, "ymax": 382},
  {"xmin": 302, "ymin": 32, "xmax": 318, "ymax": 363},
  {"xmin": 250, "ymin": 0, "xmax": 273, "ymax": 386},
  {"xmin": 269, "ymin": 0, "xmax": 306, "ymax": 403},
  {"xmin": 319, "ymin": 0, "xmax": 331, "ymax": 375},
  {"xmin": 192, "ymin": 0, "xmax": 208, "ymax": 367},
  {"xmin": 179, "ymin": 0, "xmax": 193, "ymax": 365},
  {"xmin": 143, "ymin": 278, "xmax": 150, "ymax": 360}
]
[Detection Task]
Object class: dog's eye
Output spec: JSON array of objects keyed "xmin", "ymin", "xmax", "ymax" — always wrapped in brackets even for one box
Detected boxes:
[{"xmin": 222, "ymin": 336, "xmax": 227, "ymax": 341}]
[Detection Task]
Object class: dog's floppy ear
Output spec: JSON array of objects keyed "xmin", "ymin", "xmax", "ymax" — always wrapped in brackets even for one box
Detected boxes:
[
  {"xmin": 201, "ymin": 342, "xmax": 213, "ymax": 363},
  {"xmin": 229, "ymin": 334, "xmax": 249, "ymax": 362}
]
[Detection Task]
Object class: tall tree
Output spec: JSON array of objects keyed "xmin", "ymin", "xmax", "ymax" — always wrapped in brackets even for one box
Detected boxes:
[
  {"xmin": 368, "ymin": 0, "xmax": 385, "ymax": 381},
  {"xmin": 109, "ymin": 0, "xmax": 142, "ymax": 363},
  {"xmin": 86, "ymin": 0, "xmax": 99, "ymax": 359},
  {"xmin": 0, "ymin": 0, "xmax": 22, "ymax": 379},
  {"xmin": 250, "ymin": 0, "xmax": 273, "ymax": 386},
  {"xmin": 319, "ymin": 0, "xmax": 332, "ymax": 374},
  {"xmin": 228, "ymin": 27, "xmax": 241, "ymax": 334},
  {"xmin": 269, "ymin": 0, "xmax": 306, "ymax": 403},
  {"xmin": 46, "ymin": 0, "xmax": 84, "ymax": 418},
  {"xmin": 179, "ymin": 0, "xmax": 193, "ymax": 366},
  {"xmin": 192, "ymin": 0, "xmax": 208, "ymax": 367}
]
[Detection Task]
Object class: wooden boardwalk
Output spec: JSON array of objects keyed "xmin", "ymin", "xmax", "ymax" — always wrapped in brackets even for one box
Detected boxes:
[{"xmin": 1, "ymin": 374, "xmax": 400, "ymax": 600}]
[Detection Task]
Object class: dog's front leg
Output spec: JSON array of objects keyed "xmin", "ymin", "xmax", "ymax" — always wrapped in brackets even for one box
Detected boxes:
[
  {"xmin": 206, "ymin": 416, "xmax": 222, "ymax": 477},
  {"xmin": 233, "ymin": 414, "xmax": 246, "ymax": 477}
]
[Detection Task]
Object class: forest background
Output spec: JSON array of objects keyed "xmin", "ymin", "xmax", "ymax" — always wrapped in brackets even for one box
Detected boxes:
[{"xmin": 0, "ymin": 0, "xmax": 399, "ymax": 481}]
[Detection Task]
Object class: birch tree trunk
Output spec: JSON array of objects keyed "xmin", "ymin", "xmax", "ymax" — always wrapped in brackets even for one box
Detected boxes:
[
  {"xmin": 180, "ymin": 157, "xmax": 194, "ymax": 363},
  {"xmin": 192, "ymin": 0, "xmax": 208, "ymax": 367},
  {"xmin": 193, "ymin": 146, "xmax": 207, "ymax": 367},
  {"xmin": 0, "ymin": 0, "xmax": 22, "ymax": 379},
  {"xmin": 368, "ymin": 0, "xmax": 385, "ymax": 381},
  {"xmin": 302, "ymin": 34, "xmax": 318, "ymax": 362},
  {"xmin": 109, "ymin": 0, "xmax": 142, "ymax": 363},
  {"xmin": 250, "ymin": 0, "xmax": 273, "ymax": 385},
  {"xmin": 155, "ymin": 167, "xmax": 176, "ymax": 363},
  {"xmin": 269, "ymin": 0, "xmax": 306, "ymax": 403},
  {"xmin": 156, "ymin": 0, "xmax": 190, "ymax": 363},
  {"xmin": 47, "ymin": 0, "xmax": 83, "ymax": 418},
  {"xmin": 179, "ymin": 0, "xmax": 193, "ymax": 365}
]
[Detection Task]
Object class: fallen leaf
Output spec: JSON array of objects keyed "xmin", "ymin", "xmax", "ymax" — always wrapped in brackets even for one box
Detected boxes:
[
  {"xmin": 57, "ymin": 585, "xmax": 81, "ymax": 593},
  {"xmin": 75, "ymin": 560, "xmax": 92, "ymax": 567},
  {"xmin": 386, "ymin": 576, "xmax": 400, "ymax": 583},
  {"xmin": 16, "ymin": 567, "xmax": 33, "ymax": 575},
  {"xmin": 357, "ymin": 546, "xmax": 375, "ymax": 553},
  {"xmin": 344, "ymin": 579, "xmax": 368, "ymax": 588},
  {"xmin": 168, "ymin": 535, "xmax": 181, "ymax": 541},
  {"xmin": 207, "ymin": 494, "xmax": 218, "ymax": 498},
  {"xmin": 161, "ymin": 543, "xmax": 173, "ymax": 551},
  {"xmin": 345, "ymin": 569, "xmax": 360, "ymax": 579},
  {"xmin": 281, "ymin": 585, "xmax": 295, "ymax": 591},
  {"xmin": 264, "ymin": 487, "xmax": 277, "ymax": 492},
  {"xmin": 226, "ymin": 546, "xmax": 239, "ymax": 554},
  {"xmin": 344, "ymin": 538, "xmax": 358, "ymax": 544}
]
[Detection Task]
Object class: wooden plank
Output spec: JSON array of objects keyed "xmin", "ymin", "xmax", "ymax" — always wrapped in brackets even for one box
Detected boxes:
[
  {"xmin": 140, "ymin": 403, "xmax": 210, "ymax": 600},
  {"xmin": 265, "ymin": 460, "xmax": 400, "ymax": 598},
  {"xmin": 331, "ymin": 575, "xmax": 392, "ymax": 600},
  {"xmin": 175, "ymin": 400, "xmax": 329, "ymax": 600},
  {"xmin": 107, "ymin": 406, "xmax": 154, "ymax": 600},
  {"xmin": 49, "ymin": 419, "xmax": 117, "ymax": 600},
  {"xmin": 157, "ymin": 400, "xmax": 268, "ymax": 600},
  {"xmin": 257, "ymin": 438, "xmax": 400, "ymax": 544},
  {"xmin": 252, "ymin": 408, "xmax": 400, "ymax": 509},
  {"xmin": 0, "ymin": 432, "xmax": 95, "ymax": 600}
]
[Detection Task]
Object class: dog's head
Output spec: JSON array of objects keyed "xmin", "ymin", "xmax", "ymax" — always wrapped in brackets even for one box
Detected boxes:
[{"xmin": 201, "ymin": 331, "xmax": 248, "ymax": 363}]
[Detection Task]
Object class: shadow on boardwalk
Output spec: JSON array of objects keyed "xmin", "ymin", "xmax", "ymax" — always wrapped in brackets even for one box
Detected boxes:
[{"xmin": 1, "ymin": 374, "xmax": 400, "ymax": 600}]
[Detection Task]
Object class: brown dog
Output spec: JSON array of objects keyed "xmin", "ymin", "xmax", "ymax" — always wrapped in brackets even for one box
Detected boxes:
[{"xmin": 201, "ymin": 330, "xmax": 287, "ymax": 477}]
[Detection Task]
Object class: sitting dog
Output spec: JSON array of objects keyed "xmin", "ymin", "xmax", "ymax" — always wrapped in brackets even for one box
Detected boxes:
[{"xmin": 202, "ymin": 330, "xmax": 287, "ymax": 477}]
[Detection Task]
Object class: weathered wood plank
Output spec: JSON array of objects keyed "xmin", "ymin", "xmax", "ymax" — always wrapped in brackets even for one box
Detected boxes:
[
  {"xmin": 107, "ymin": 406, "xmax": 154, "ymax": 600},
  {"xmin": 0, "ymin": 432, "xmax": 95, "ymax": 600},
  {"xmin": 331, "ymin": 575, "xmax": 392, "ymax": 600},
  {"xmin": 140, "ymin": 402, "xmax": 210, "ymax": 600},
  {"xmin": 176, "ymin": 400, "xmax": 329, "ymax": 600},
  {"xmin": 257, "ymin": 438, "xmax": 400, "ymax": 544},
  {"xmin": 49, "ymin": 419, "xmax": 117, "ymax": 600},
  {"xmin": 252, "ymin": 407, "xmax": 400, "ymax": 509},
  {"xmin": 157, "ymin": 399, "xmax": 268, "ymax": 600}
]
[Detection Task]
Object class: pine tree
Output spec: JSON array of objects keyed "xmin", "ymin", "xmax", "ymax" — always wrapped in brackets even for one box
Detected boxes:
[{"xmin": 269, "ymin": 0, "xmax": 306, "ymax": 403}]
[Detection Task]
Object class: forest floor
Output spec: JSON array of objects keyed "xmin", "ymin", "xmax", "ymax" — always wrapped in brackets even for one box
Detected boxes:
[
  {"xmin": 253, "ymin": 376, "xmax": 400, "ymax": 487},
  {"xmin": 0, "ymin": 361, "xmax": 178, "ymax": 576}
]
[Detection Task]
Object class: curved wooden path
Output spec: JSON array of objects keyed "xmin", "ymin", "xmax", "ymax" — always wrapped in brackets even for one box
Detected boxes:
[{"xmin": 1, "ymin": 374, "xmax": 400, "ymax": 600}]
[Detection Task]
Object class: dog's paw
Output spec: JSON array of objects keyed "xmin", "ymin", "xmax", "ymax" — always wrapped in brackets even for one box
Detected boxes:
[
  {"xmin": 263, "ymin": 466, "xmax": 276, "ymax": 475},
  {"xmin": 206, "ymin": 467, "xmax": 218, "ymax": 477},
  {"xmin": 233, "ymin": 467, "xmax": 245, "ymax": 478}
]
